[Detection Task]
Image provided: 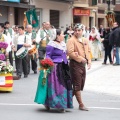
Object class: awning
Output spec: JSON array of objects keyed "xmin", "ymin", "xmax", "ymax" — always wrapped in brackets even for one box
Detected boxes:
[{"xmin": 0, "ymin": 1, "xmax": 35, "ymax": 9}]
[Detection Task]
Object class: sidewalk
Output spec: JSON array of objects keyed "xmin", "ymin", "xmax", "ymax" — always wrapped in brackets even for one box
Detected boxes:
[{"xmin": 85, "ymin": 59, "xmax": 120, "ymax": 96}]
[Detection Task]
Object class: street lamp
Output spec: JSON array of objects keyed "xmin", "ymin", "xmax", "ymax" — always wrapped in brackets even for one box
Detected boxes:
[{"xmin": 106, "ymin": 0, "xmax": 110, "ymax": 11}]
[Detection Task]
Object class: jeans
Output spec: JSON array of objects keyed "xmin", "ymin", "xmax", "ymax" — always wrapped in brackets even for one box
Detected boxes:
[{"xmin": 113, "ymin": 47, "xmax": 120, "ymax": 64}]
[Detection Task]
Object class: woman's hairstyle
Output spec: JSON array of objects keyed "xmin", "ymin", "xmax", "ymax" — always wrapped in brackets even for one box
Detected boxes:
[
  {"xmin": 56, "ymin": 29, "xmax": 61, "ymax": 36},
  {"xmin": 54, "ymin": 29, "xmax": 61, "ymax": 41}
]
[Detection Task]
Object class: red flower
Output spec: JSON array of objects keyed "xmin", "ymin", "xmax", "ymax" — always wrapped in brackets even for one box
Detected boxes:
[{"xmin": 40, "ymin": 58, "xmax": 54, "ymax": 69}]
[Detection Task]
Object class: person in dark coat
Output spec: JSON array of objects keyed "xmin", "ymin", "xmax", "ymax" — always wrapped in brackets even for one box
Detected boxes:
[
  {"xmin": 109, "ymin": 22, "xmax": 120, "ymax": 65},
  {"xmin": 99, "ymin": 24, "xmax": 105, "ymax": 38},
  {"xmin": 102, "ymin": 27, "xmax": 112, "ymax": 64}
]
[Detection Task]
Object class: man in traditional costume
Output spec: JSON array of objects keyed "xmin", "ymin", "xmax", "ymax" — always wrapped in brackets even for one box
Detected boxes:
[
  {"xmin": 4, "ymin": 21, "xmax": 14, "ymax": 66},
  {"xmin": 36, "ymin": 22, "xmax": 52, "ymax": 61},
  {"xmin": 67, "ymin": 23, "xmax": 91, "ymax": 111},
  {"xmin": 26, "ymin": 25, "xmax": 37, "ymax": 74},
  {"xmin": 12, "ymin": 26, "xmax": 32, "ymax": 79}
]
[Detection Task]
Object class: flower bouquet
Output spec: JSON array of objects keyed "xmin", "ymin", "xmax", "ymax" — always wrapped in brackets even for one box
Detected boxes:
[
  {"xmin": 0, "ymin": 42, "xmax": 8, "ymax": 49},
  {"xmin": 0, "ymin": 54, "xmax": 5, "ymax": 61},
  {"xmin": 0, "ymin": 42, "xmax": 8, "ymax": 53},
  {"xmin": 40, "ymin": 58, "xmax": 54, "ymax": 85},
  {"xmin": 0, "ymin": 60, "xmax": 13, "ymax": 74}
]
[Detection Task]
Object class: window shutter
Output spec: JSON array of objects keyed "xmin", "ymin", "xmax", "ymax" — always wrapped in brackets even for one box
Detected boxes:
[{"xmin": 92, "ymin": 0, "xmax": 97, "ymax": 5}]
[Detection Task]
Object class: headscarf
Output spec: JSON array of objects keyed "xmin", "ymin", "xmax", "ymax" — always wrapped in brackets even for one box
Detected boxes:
[
  {"xmin": 74, "ymin": 23, "xmax": 86, "ymax": 35},
  {"xmin": 90, "ymin": 26, "xmax": 101, "ymax": 41}
]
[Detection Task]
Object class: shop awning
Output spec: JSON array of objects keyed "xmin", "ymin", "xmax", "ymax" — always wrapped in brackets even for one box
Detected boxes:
[{"xmin": 0, "ymin": 1, "xmax": 35, "ymax": 9}]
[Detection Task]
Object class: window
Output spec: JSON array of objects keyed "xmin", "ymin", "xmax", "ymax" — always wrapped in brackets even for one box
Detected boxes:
[
  {"xmin": 102, "ymin": 0, "xmax": 106, "ymax": 3},
  {"xmin": 92, "ymin": 0, "xmax": 97, "ymax": 5},
  {"xmin": 98, "ymin": 0, "xmax": 101, "ymax": 3}
]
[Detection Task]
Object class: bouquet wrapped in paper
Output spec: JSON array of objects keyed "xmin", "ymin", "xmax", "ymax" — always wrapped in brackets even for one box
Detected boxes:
[{"xmin": 40, "ymin": 58, "xmax": 54, "ymax": 85}]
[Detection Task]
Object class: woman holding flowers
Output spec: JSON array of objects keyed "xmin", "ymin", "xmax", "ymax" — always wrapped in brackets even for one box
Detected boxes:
[{"xmin": 34, "ymin": 29, "xmax": 73, "ymax": 112}]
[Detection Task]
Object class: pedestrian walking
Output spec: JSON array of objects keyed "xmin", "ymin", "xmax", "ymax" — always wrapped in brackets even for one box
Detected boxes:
[
  {"xmin": 102, "ymin": 27, "xmax": 113, "ymax": 65},
  {"xmin": 67, "ymin": 23, "xmax": 91, "ymax": 111},
  {"xmin": 34, "ymin": 29, "xmax": 73, "ymax": 112}
]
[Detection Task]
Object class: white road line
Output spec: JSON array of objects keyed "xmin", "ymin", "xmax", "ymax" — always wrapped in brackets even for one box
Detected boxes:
[
  {"xmin": 0, "ymin": 103, "xmax": 120, "ymax": 110},
  {"xmin": 89, "ymin": 107, "xmax": 120, "ymax": 110},
  {"xmin": 0, "ymin": 103, "xmax": 38, "ymax": 106}
]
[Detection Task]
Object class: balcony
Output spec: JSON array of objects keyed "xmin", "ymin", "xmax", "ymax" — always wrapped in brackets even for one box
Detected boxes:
[
  {"xmin": 73, "ymin": 0, "xmax": 89, "ymax": 7},
  {"xmin": 97, "ymin": 1, "xmax": 115, "ymax": 11}
]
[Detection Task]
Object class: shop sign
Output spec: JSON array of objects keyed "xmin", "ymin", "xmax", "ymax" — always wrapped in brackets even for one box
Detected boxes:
[{"xmin": 73, "ymin": 8, "xmax": 90, "ymax": 16}]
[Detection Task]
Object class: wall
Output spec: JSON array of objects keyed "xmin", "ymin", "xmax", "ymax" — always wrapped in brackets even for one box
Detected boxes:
[
  {"xmin": 31, "ymin": 0, "xmax": 72, "ymax": 30},
  {"xmin": 8, "ymin": 7, "xmax": 15, "ymax": 26}
]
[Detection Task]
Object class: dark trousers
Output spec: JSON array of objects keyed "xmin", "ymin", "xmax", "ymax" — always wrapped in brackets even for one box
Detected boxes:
[
  {"xmin": 104, "ymin": 46, "xmax": 112, "ymax": 63},
  {"xmin": 28, "ymin": 54, "xmax": 37, "ymax": 74},
  {"xmin": 9, "ymin": 51, "xmax": 13, "ymax": 66},
  {"xmin": 15, "ymin": 55, "xmax": 29, "ymax": 77}
]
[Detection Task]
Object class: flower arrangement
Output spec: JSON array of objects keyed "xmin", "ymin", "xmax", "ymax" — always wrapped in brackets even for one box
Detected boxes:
[
  {"xmin": 0, "ymin": 61, "xmax": 13, "ymax": 74},
  {"xmin": 40, "ymin": 58, "xmax": 54, "ymax": 69},
  {"xmin": 40, "ymin": 58, "xmax": 54, "ymax": 85},
  {"xmin": 0, "ymin": 42, "xmax": 8, "ymax": 49},
  {"xmin": 0, "ymin": 54, "xmax": 5, "ymax": 61}
]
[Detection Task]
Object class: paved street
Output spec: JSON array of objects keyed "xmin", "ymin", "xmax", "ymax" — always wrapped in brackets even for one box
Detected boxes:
[{"xmin": 0, "ymin": 59, "xmax": 120, "ymax": 120}]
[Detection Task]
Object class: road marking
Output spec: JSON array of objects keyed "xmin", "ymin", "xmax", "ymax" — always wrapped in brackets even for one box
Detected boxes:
[
  {"xmin": 0, "ymin": 103, "xmax": 120, "ymax": 110},
  {"xmin": 89, "ymin": 107, "xmax": 120, "ymax": 110},
  {"xmin": 0, "ymin": 103, "xmax": 38, "ymax": 106}
]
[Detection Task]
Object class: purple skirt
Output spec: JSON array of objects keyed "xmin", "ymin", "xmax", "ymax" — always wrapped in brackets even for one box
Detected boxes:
[{"xmin": 45, "ymin": 62, "xmax": 73, "ymax": 109}]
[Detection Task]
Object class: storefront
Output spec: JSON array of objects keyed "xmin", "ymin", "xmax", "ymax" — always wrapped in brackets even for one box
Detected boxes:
[
  {"xmin": 0, "ymin": 0, "xmax": 35, "ymax": 26},
  {"xmin": 73, "ymin": 7, "xmax": 96, "ymax": 29}
]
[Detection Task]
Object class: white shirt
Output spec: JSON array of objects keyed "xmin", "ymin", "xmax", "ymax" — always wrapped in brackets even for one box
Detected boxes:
[{"xmin": 13, "ymin": 34, "xmax": 32, "ymax": 50}]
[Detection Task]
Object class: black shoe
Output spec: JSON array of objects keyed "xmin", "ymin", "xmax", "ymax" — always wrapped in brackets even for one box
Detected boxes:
[
  {"xmin": 110, "ymin": 62, "xmax": 113, "ymax": 64},
  {"xmin": 24, "ymin": 75, "xmax": 28, "ymax": 78},
  {"xmin": 34, "ymin": 71, "xmax": 37, "ymax": 74},
  {"xmin": 13, "ymin": 75, "xmax": 21, "ymax": 80},
  {"xmin": 102, "ymin": 62, "xmax": 106, "ymax": 65}
]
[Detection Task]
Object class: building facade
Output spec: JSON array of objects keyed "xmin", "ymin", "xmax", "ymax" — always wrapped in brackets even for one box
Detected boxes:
[
  {"xmin": 30, "ymin": 0, "xmax": 74, "ymax": 30},
  {"xmin": 0, "ymin": 0, "xmax": 35, "ymax": 26},
  {"xmin": 72, "ymin": 0, "xmax": 115, "ymax": 29},
  {"xmin": 114, "ymin": 0, "xmax": 120, "ymax": 24}
]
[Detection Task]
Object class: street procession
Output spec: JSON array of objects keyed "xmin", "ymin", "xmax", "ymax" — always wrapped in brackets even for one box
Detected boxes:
[{"xmin": 0, "ymin": 0, "xmax": 120, "ymax": 118}]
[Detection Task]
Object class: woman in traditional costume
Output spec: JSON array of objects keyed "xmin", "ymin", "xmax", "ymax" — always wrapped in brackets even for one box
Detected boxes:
[
  {"xmin": 89, "ymin": 26, "xmax": 102, "ymax": 60},
  {"xmin": 34, "ymin": 29, "xmax": 73, "ymax": 112}
]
